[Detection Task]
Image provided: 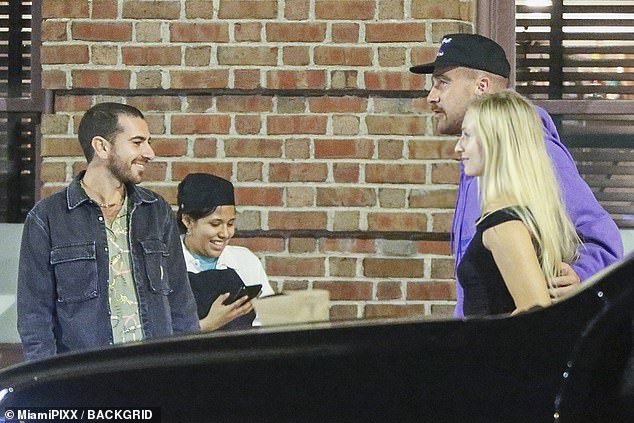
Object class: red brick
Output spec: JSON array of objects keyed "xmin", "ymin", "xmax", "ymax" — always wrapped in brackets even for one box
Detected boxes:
[
  {"xmin": 267, "ymin": 23, "xmax": 326, "ymax": 42},
  {"xmin": 366, "ymin": 23, "xmax": 426, "ymax": 42},
  {"xmin": 376, "ymin": 282, "xmax": 403, "ymax": 300},
  {"xmin": 319, "ymin": 238, "xmax": 376, "ymax": 253},
  {"xmin": 230, "ymin": 237, "xmax": 285, "ymax": 253},
  {"xmin": 317, "ymin": 188, "xmax": 376, "ymax": 207},
  {"xmin": 72, "ymin": 22, "xmax": 132, "ymax": 41},
  {"xmin": 92, "ymin": 0, "xmax": 118, "ymax": 18},
  {"xmin": 314, "ymin": 139, "xmax": 373, "ymax": 159},
  {"xmin": 170, "ymin": 70, "xmax": 229, "ymax": 89},
  {"xmin": 366, "ymin": 115, "xmax": 426, "ymax": 136},
  {"xmin": 288, "ymin": 238, "xmax": 317, "ymax": 253},
  {"xmin": 218, "ymin": 46, "xmax": 277, "ymax": 66},
  {"xmin": 412, "ymin": 0, "xmax": 463, "ymax": 19},
  {"xmin": 142, "ymin": 161, "xmax": 168, "ymax": 182},
  {"xmin": 172, "ymin": 162, "xmax": 232, "ymax": 181},
  {"xmin": 431, "ymin": 162, "xmax": 460, "ymax": 184},
  {"xmin": 364, "ymin": 72, "xmax": 426, "ymax": 91},
  {"xmin": 379, "ymin": 189, "xmax": 406, "ymax": 208},
  {"xmin": 283, "ymin": 46, "xmax": 310, "ymax": 66},
  {"xmin": 366, "ymin": 164, "xmax": 425, "ymax": 183},
  {"xmin": 333, "ymin": 163, "xmax": 360, "ymax": 183},
  {"xmin": 409, "ymin": 139, "xmax": 457, "ymax": 159},
  {"xmin": 235, "ymin": 187, "xmax": 283, "ymax": 206},
  {"xmin": 314, "ymin": 47, "xmax": 372, "ymax": 66},
  {"xmin": 237, "ymin": 162, "xmax": 263, "ymax": 181},
  {"xmin": 269, "ymin": 163, "xmax": 328, "ymax": 182},
  {"xmin": 308, "ymin": 96, "xmax": 367, "ymax": 113},
  {"xmin": 41, "ymin": 136, "xmax": 84, "ymax": 157},
  {"xmin": 367, "ymin": 212, "xmax": 427, "ymax": 232},
  {"xmin": 416, "ymin": 240, "xmax": 451, "ymax": 255},
  {"xmin": 43, "ymin": 0, "xmax": 89, "ymax": 18},
  {"xmin": 41, "ymin": 45, "xmax": 88, "ymax": 65},
  {"xmin": 363, "ymin": 258, "xmax": 424, "ymax": 278},
  {"xmin": 122, "ymin": 46, "xmax": 181, "ymax": 66},
  {"xmin": 170, "ymin": 23, "xmax": 229, "ymax": 42},
  {"xmin": 331, "ymin": 70, "xmax": 359, "ymax": 89},
  {"xmin": 147, "ymin": 138, "xmax": 187, "ymax": 157},
  {"xmin": 219, "ymin": 0, "xmax": 277, "ymax": 18},
  {"xmin": 267, "ymin": 70, "xmax": 326, "ymax": 89},
  {"xmin": 193, "ymin": 138, "xmax": 217, "ymax": 158},
  {"xmin": 123, "ymin": 1, "xmax": 181, "ymax": 19},
  {"xmin": 364, "ymin": 304, "xmax": 425, "ymax": 319},
  {"xmin": 137, "ymin": 70, "xmax": 162, "ymax": 89},
  {"xmin": 407, "ymin": 281, "xmax": 456, "ymax": 300},
  {"xmin": 378, "ymin": 47, "xmax": 406, "ymax": 67},
  {"xmin": 284, "ymin": 0, "xmax": 309, "ymax": 20},
  {"xmin": 314, "ymin": 282, "xmax": 372, "ymax": 300},
  {"xmin": 171, "ymin": 115, "xmax": 230, "ymax": 134},
  {"xmin": 41, "ymin": 162, "xmax": 67, "ymax": 183},
  {"xmin": 266, "ymin": 257, "xmax": 325, "ymax": 277},
  {"xmin": 71, "ymin": 70, "xmax": 130, "ymax": 89},
  {"xmin": 332, "ymin": 23, "xmax": 359, "ymax": 43},
  {"xmin": 216, "ymin": 96, "xmax": 273, "ymax": 112},
  {"xmin": 185, "ymin": 0, "xmax": 215, "ymax": 18},
  {"xmin": 127, "ymin": 96, "xmax": 181, "ymax": 111},
  {"xmin": 330, "ymin": 305, "xmax": 358, "ymax": 321},
  {"xmin": 268, "ymin": 212, "xmax": 328, "ymax": 230},
  {"xmin": 378, "ymin": 139, "xmax": 404, "ymax": 159},
  {"xmin": 379, "ymin": 0, "xmax": 404, "ymax": 19},
  {"xmin": 411, "ymin": 46, "xmax": 440, "ymax": 68},
  {"xmin": 315, "ymin": 0, "xmax": 374, "ymax": 20},
  {"xmin": 268, "ymin": 115, "xmax": 327, "ymax": 135},
  {"xmin": 92, "ymin": 45, "xmax": 118, "ymax": 65},
  {"xmin": 54, "ymin": 96, "xmax": 92, "ymax": 112},
  {"xmin": 224, "ymin": 138, "xmax": 283, "ymax": 158},
  {"xmin": 409, "ymin": 188, "xmax": 457, "ymax": 208},
  {"xmin": 328, "ymin": 257, "xmax": 357, "ymax": 277},
  {"xmin": 42, "ymin": 21, "xmax": 68, "ymax": 42},
  {"xmin": 235, "ymin": 115, "xmax": 261, "ymax": 135},
  {"xmin": 286, "ymin": 187, "xmax": 315, "ymax": 207},
  {"xmin": 235, "ymin": 22, "xmax": 262, "ymax": 42},
  {"xmin": 234, "ymin": 69, "xmax": 262, "ymax": 89},
  {"xmin": 142, "ymin": 114, "xmax": 166, "ymax": 135},
  {"xmin": 40, "ymin": 185, "xmax": 65, "ymax": 199},
  {"xmin": 42, "ymin": 70, "xmax": 67, "ymax": 90},
  {"xmin": 431, "ymin": 212, "xmax": 453, "ymax": 233},
  {"xmin": 431, "ymin": 258, "xmax": 455, "ymax": 279},
  {"xmin": 285, "ymin": 138, "xmax": 310, "ymax": 159}
]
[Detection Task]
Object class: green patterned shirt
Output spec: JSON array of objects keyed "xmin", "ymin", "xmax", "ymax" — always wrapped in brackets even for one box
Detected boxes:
[{"xmin": 106, "ymin": 199, "xmax": 144, "ymax": 344}]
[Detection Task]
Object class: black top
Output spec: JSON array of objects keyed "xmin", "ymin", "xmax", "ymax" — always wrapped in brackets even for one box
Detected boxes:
[
  {"xmin": 188, "ymin": 268, "xmax": 256, "ymax": 330},
  {"xmin": 457, "ymin": 208, "xmax": 523, "ymax": 316}
]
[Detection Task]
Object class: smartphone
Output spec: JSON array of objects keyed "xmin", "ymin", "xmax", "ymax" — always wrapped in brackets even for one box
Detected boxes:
[{"xmin": 222, "ymin": 284, "xmax": 262, "ymax": 305}]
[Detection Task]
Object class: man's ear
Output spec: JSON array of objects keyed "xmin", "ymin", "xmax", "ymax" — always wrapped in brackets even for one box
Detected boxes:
[
  {"xmin": 91, "ymin": 136, "xmax": 110, "ymax": 159},
  {"xmin": 475, "ymin": 76, "xmax": 491, "ymax": 95}
]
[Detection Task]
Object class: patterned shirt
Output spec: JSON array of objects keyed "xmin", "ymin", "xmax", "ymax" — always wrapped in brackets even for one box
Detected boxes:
[{"xmin": 106, "ymin": 199, "xmax": 144, "ymax": 343}]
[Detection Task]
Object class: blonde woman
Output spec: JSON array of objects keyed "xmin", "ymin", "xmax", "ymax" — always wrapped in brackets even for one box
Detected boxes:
[{"xmin": 455, "ymin": 90, "xmax": 580, "ymax": 316}]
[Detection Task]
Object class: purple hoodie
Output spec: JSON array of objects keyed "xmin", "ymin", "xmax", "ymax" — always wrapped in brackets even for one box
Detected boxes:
[{"xmin": 451, "ymin": 106, "xmax": 623, "ymax": 317}]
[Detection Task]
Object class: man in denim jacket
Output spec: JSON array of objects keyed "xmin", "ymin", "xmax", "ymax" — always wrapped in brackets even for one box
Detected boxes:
[
  {"xmin": 18, "ymin": 103, "xmax": 199, "ymax": 361},
  {"xmin": 410, "ymin": 34, "xmax": 623, "ymax": 317}
]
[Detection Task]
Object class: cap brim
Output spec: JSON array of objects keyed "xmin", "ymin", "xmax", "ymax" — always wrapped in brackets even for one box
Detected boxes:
[{"xmin": 409, "ymin": 63, "xmax": 435, "ymax": 74}]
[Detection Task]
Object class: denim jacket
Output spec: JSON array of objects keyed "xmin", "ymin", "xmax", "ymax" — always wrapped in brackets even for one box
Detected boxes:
[{"xmin": 17, "ymin": 172, "xmax": 199, "ymax": 361}]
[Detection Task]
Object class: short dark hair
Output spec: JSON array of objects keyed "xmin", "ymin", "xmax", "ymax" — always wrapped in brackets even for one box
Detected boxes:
[{"xmin": 77, "ymin": 102, "xmax": 144, "ymax": 162}]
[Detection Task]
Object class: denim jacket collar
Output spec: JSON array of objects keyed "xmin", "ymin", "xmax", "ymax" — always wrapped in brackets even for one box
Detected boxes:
[{"xmin": 67, "ymin": 170, "xmax": 158, "ymax": 210}]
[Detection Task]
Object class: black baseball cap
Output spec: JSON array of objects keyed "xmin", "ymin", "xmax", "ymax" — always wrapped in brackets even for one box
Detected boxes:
[
  {"xmin": 410, "ymin": 33, "xmax": 510, "ymax": 78},
  {"xmin": 178, "ymin": 173, "xmax": 235, "ymax": 213}
]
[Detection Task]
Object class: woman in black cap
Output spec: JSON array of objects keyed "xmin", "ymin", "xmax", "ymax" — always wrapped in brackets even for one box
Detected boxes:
[{"xmin": 177, "ymin": 173, "xmax": 274, "ymax": 331}]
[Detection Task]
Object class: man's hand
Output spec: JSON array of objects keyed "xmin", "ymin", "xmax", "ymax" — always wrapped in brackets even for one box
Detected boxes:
[{"xmin": 549, "ymin": 262, "xmax": 581, "ymax": 301}]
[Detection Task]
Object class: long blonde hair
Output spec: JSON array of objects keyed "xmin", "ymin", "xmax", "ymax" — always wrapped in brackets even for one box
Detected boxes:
[{"xmin": 468, "ymin": 90, "xmax": 580, "ymax": 289}]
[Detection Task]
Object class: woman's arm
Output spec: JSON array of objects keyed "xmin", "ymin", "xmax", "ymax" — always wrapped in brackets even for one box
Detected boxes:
[
  {"xmin": 483, "ymin": 220, "xmax": 551, "ymax": 313},
  {"xmin": 199, "ymin": 293, "xmax": 253, "ymax": 332}
]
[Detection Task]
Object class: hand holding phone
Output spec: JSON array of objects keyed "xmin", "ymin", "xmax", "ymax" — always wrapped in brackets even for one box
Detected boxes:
[{"xmin": 222, "ymin": 284, "xmax": 262, "ymax": 305}]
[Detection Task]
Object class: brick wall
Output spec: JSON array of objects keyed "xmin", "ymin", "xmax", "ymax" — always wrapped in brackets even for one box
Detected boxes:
[{"xmin": 39, "ymin": 0, "xmax": 474, "ymax": 320}]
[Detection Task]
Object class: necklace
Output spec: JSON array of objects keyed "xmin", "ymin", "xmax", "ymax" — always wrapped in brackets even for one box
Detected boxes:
[{"xmin": 80, "ymin": 179, "xmax": 125, "ymax": 208}]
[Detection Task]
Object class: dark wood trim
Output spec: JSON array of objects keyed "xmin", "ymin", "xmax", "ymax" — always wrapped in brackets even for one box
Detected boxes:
[{"xmin": 477, "ymin": 0, "xmax": 516, "ymax": 85}]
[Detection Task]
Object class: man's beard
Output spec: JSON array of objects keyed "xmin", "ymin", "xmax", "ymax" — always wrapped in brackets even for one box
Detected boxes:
[{"xmin": 108, "ymin": 155, "xmax": 143, "ymax": 185}]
